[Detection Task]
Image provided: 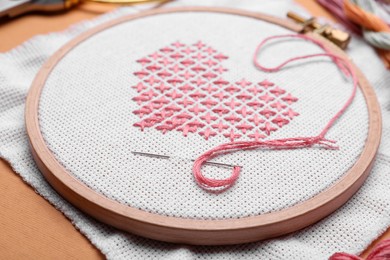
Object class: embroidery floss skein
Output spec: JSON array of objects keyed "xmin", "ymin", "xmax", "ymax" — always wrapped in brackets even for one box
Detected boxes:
[
  {"xmin": 317, "ymin": 0, "xmax": 390, "ymax": 68},
  {"xmin": 317, "ymin": 0, "xmax": 362, "ymax": 35},
  {"xmin": 343, "ymin": 0, "xmax": 390, "ymax": 68},
  {"xmin": 193, "ymin": 34, "xmax": 358, "ymax": 191}
]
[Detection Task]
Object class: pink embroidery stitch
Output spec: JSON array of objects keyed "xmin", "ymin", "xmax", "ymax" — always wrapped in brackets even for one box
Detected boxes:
[
  {"xmin": 132, "ymin": 42, "xmax": 299, "ymax": 141},
  {"xmin": 192, "ymin": 34, "xmax": 358, "ymax": 191}
]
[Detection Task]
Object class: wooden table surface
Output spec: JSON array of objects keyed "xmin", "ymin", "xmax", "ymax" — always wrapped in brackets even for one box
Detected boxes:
[{"xmin": 0, "ymin": 1, "xmax": 388, "ymax": 259}]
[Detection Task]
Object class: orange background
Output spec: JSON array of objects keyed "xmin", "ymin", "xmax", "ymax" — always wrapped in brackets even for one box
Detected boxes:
[{"xmin": 0, "ymin": 1, "xmax": 388, "ymax": 259}]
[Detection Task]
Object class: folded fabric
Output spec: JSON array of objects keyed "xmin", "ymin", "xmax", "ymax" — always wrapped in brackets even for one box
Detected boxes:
[{"xmin": 1, "ymin": 0, "xmax": 390, "ymax": 259}]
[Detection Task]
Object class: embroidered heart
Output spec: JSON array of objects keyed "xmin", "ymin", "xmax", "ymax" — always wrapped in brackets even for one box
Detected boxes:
[{"xmin": 131, "ymin": 41, "xmax": 299, "ymax": 141}]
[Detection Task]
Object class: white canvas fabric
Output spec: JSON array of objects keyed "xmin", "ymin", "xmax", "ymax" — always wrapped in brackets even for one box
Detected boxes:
[
  {"xmin": 1, "ymin": 0, "xmax": 390, "ymax": 259},
  {"xmin": 38, "ymin": 11, "xmax": 368, "ymax": 220}
]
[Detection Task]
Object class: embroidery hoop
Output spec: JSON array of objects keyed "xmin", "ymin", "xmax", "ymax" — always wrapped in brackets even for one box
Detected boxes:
[{"xmin": 25, "ymin": 7, "xmax": 381, "ymax": 245}]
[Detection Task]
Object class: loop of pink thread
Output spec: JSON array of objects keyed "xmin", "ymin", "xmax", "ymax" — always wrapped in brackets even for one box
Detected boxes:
[{"xmin": 193, "ymin": 34, "xmax": 358, "ymax": 191}]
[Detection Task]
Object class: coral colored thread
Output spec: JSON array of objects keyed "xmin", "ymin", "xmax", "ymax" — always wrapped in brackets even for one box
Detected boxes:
[
  {"xmin": 343, "ymin": 0, "xmax": 390, "ymax": 33},
  {"xmin": 133, "ymin": 41, "xmax": 298, "ymax": 141},
  {"xmin": 193, "ymin": 34, "xmax": 358, "ymax": 191},
  {"xmin": 329, "ymin": 239, "xmax": 390, "ymax": 260}
]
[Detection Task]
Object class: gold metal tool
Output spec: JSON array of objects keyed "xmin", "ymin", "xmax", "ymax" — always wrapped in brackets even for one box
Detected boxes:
[
  {"xmin": 0, "ymin": 0, "xmax": 167, "ymax": 19},
  {"xmin": 287, "ymin": 11, "xmax": 351, "ymax": 50}
]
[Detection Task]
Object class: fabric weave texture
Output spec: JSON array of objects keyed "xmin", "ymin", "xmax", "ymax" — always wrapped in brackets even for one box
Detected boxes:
[
  {"xmin": 38, "ymin": 11, "xmax": 367, "ymax": 221},
  {"xmin": 1, "ymin": 0, "xmax": 390, "ymax": 259}
]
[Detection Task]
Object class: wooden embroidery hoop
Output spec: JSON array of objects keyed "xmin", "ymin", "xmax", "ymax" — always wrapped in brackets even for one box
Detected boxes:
[{"xmin": 25, "ymin": 7, "xmax": 382, "ymax": 245}]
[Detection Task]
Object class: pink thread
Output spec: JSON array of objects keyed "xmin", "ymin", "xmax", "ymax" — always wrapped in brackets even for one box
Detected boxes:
[
  {"xmin": 132, "ymin": 41, "xmax": 299, "ymax": 140},
  {"xmin": 212, "ymin": 121, "xmax": 229, "ymax": 132},
  {"xmin": 193, "ymin": 34, "xmax": 358, "ymax": 191},
  {"xmin": 329, "ymin": 239, "xmax": 390, "ymax": 260}
]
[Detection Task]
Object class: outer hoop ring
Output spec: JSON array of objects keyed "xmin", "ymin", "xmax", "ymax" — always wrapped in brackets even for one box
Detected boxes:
[{"xmin": 25, "ymin": 7, "xmax": 382, "ymax": 245}]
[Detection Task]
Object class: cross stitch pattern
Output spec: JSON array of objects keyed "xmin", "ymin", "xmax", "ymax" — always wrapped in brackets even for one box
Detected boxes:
[
  {"xmin": 37, "ymin": 11, "xmax": 369, "ymax": 221},
  {"xmin": 132, "ymin": 41, "xmax": 299, "ymax": 141},
  {"xmin": 11, "ymin": 7, "xmax": 377, "ymax": 258}
]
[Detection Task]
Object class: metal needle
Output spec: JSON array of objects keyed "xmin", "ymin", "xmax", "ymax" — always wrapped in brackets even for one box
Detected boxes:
[{"xmin": 131, "ymin": 151, "xmax": 240, "ymax": 169}]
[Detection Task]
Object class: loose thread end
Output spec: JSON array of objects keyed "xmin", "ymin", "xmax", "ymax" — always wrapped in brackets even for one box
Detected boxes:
[
  {"xmin": 193, "ymin": 156, "xmax": 241, "ymax": 191},
  {"xmin": 192, "ymin": 33, "xmax": 356, "ymax": 193},
  {"xmin": 193, "ymin": 136, "xmax": 339, "ymax": 192},
  {"xmin": 317, "ymin": 137, "xmax": 339, "ymax": 150}
]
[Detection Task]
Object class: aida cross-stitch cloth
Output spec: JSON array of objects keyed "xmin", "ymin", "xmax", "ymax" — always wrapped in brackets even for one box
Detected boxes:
[
  {"xmin": 1, "ymin": 0, "xmax": 390, "ymax": 259},
  {"xmin": 37, "ymin": 10, "xmax": 368, "ymax": 220}
]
